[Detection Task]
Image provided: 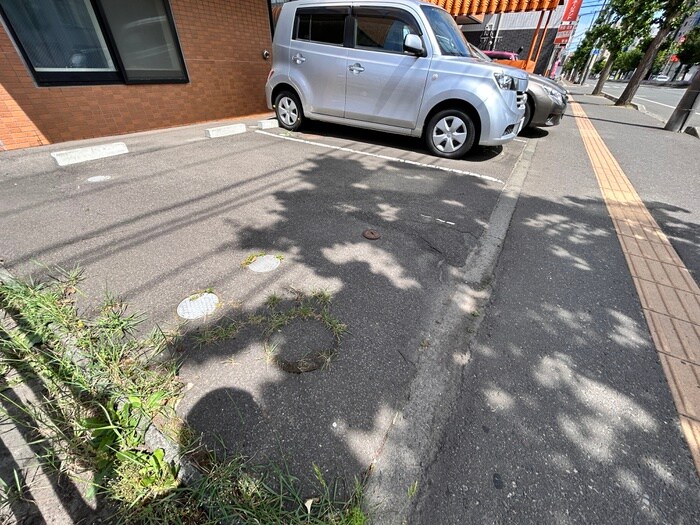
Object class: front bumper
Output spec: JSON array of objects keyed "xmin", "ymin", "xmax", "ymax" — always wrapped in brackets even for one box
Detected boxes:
[
  {"xmin": 479, "ymin": 89, "xmax": 527, "ymax": 146},
  {"xmin": 531, "ymin": 94, "xmax": 567, "ymax": 128}
]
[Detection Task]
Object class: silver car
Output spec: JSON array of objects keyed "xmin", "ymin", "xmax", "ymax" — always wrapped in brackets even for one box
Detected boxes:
[{"xmin": 265, "ymin": 0, "xmax": 528, "ymax": 159}]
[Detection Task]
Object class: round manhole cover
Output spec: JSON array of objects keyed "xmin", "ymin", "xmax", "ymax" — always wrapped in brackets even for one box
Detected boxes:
[
  {"xmin": 363, "ymin": 229, "xmax": 380, "ymax": 240},
  {"xmin": 247, "ymin": 254, "xmax": 281, "ymax": 273},
  {"xmin": 176, "ymin": 292, "xmax": 219, "ymax": 320}
]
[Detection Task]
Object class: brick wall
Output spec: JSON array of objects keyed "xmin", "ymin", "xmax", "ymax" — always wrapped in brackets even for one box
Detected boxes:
[{"xmin": 0, "ymin": 0, "xmax": 273, "ymax": 151}]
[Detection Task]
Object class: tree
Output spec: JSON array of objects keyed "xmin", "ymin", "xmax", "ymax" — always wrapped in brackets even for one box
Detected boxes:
[
  {"xmin": 665, "ymin": 68, "xmax": 700, "ymax": 131},
  {"xmin": 592, "ymin": 58, "xmax": 607, "ymax": 75},
  {"xmin": 675, "ymin": 26, "xmax": 700, "ymax": 80},
  {"xmin": 615, "ymin": 0, "xmax": 698, "ymax": 106},
  {"xmin": 590, "ymin": 0, "xmax": 660, "ymax": 95},
  {"xmin": 614, "ymin": 48, "xmax": 643, "ymax": 73}
]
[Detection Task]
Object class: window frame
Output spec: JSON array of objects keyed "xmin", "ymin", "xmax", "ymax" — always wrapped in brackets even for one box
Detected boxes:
[
  {"xmin": 292, "ymin": 6, "xmax": 351, "ymax": 47},
  {"xmin": 350, "ymin": 6, "xmax": 422, "ymax": 55},
  {"xmin": 0, "ymin": 0, "xmax": 189, "ymax": 86}
]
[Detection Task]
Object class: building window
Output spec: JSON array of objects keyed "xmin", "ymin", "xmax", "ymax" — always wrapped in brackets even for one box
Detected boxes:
[{"xmin": 0, "ymin": 0, "xmax": 187, "ymax": 86}]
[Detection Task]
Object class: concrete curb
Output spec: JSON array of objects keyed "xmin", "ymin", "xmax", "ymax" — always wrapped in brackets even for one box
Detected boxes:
[
  {"xmin": 364, "ymin": 139, "xmax": 538, "ymax": 525},
  {"xmin": 600, "ymin": 92, "xmax": 700, "ymax": 139},
  {"xmin": 684, "ymin": 126, "xmax": 700, "ymax": 139},
  {"xmin": 51, "ymin": 142, "xmax": 128, "ymax": 166},
  {"xmin": 600, "ymin": 92, "xmax": 647, "ymax": 113}
]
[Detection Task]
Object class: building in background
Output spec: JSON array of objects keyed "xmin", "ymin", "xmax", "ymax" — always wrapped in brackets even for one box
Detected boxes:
[
  {"xmin": 664, "ymin": 8, "xmax": 700, "ymax": 81},
  {"xmin": 0, "ymin": 0, "xmax": 274, "ymax": 151},
  {"xmin": 462, "ymin": 4, "xmax": 566, "ymax": 75}
]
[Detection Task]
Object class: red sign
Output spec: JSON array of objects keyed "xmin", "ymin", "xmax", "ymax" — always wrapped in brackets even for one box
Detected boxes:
[
  {"xmin": 562, "ymin": 0, "xmax": 583, "ymax": 22},
  {"xmin": 670, "ymin": 54, "xmax": 679, "ymax": 62},
  {"xmin": 554, "ymin": 23, "xmax": 575, "ymax": 45}
]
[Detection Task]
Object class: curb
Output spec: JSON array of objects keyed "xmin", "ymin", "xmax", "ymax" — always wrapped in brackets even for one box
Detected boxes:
[
  {"xmin": 363, "ymin": 138, "xmax": 538, "ymax": 525},
  {"xmin": 600, "ymin": 91, "xmax": 647, "ymax": 113},
  {"xmin": 684, "ymin": 126, "xmax": 700, "ymax": 139},
  {"xmin": 600, "ymin": 92, "xmax": 700, "ymax": 139}
]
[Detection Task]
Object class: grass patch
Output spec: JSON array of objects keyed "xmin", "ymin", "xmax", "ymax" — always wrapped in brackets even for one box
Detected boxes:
[
  {"xmin": 0, "ymin": 269, "xmax": 366, "ymax": 524},
  {"xmin": 191, "ymin": 289, "xmax": 348, "ymax": 373}
]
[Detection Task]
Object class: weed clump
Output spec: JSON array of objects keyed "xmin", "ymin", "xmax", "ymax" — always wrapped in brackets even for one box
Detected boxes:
[{"xmin": 0, "ymin": 269, "xmax": 366, "ymax": 524}]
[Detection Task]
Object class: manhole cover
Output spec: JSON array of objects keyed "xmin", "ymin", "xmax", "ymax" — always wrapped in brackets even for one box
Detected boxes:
[
  {"xmin": 247, "ymin": 254, "xmax": 280, "ymax": 273},
  {"xmin": 87, "ymin": 175, "xmax": 111, "ymax": 182},
  {"xmin": 177, "ymin": 292, "xmax": 219, "ymax": 320},
  {"xmin": 363, "ymin": 229, "xmax": 381, "ymax": 240}
]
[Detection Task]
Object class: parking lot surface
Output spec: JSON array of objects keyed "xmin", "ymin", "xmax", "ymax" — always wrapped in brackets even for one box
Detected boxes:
[{"xmin": 1, "ymin": 118, "xmax": 527, "ymax": 490}]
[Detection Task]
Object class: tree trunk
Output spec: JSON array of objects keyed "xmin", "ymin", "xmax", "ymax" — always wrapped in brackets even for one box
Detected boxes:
[
  {"xmin": 615, "ymin": 26, "xmax": 672, "ymax": 106},
  {"xmin": 664, "ymin": 69, "xmax": 700, "ymax": 132},
  {"xmin": 592, "ymin": 50, "xmax": 618, "ymax": 95}
]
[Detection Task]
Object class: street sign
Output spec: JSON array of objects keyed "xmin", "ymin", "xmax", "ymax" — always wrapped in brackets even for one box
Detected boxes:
[
  {"xmin": 562, "ymin": 0, "xmax": 583, "ymax": 22},
  {"xmin": 554, "ymin": 23, "xmax": 575, "ymax": 45},
  {"xmin": 592, "ymin": 48, "xmax": 600, "ymax": 55}
]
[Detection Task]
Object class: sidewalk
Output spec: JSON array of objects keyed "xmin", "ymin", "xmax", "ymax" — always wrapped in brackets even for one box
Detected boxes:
[{"xmin": 413, "ymin": 88, "xmax": 700, "ymax": 523}]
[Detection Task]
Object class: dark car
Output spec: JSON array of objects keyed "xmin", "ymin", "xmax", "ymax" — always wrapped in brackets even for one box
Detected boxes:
[
  {"xmin": 472, "ymin": 45, "xmax": 567, "ymax": 131},
  {"xmin": 523, "ymin": 74, "xmax": 568, "ymax": 129}
]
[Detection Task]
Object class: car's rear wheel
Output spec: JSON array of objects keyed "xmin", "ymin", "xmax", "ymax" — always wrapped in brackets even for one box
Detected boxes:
[
  {"xmin": 425, "ymin": 109, "xmax": 476, "ymax": 159},
  {"xmin": 275, "ymin": 91, "xmax": 303, "ymax": 131}
]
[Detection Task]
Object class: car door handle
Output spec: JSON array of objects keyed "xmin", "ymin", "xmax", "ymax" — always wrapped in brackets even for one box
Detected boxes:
[
  {"xmin": 348, "ymin": 63, "xmax": 365, "ymax": 74},
  {"xmin": 292, "ymin": 53, "xmax": 306, "ymax": 64}
]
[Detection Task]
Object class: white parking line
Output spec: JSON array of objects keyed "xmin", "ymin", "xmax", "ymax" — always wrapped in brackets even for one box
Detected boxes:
[
  {"xmin": 255, "ymin": 130, "xmax": 504, "ymax": 184},
  {"xmin": 634, "ymin": 96, "xmax": 700, "ymax": 116}
]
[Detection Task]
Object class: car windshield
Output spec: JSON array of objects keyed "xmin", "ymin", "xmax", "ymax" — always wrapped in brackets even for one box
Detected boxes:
[{"xmin": 420, "ymin": 6, "xmax": 472, "ymax": 57}]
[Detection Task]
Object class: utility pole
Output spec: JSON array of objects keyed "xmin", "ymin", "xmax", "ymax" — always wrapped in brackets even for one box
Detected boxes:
[{"xmin": 664, "ymin": 69, "xmax": 700, "ymax": 132}]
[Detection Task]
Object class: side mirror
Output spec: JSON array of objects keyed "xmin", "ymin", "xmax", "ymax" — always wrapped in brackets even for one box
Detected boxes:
[{"xmin": 404, "ymin": 34, "xmax": 424, "ymax": 56}]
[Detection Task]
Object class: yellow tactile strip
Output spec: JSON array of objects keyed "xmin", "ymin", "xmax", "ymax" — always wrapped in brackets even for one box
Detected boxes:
[{"xmin": 571, "ymin": 99, "xmax": 700, "ymax": 473}]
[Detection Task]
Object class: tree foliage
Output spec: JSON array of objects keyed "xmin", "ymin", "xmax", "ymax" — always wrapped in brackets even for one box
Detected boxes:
[
  {"xmin": 616, "ymin": 0, "xmax": 698, "ymax": 106},
  {"xmin": 677, "ymin": 26, "xmax": 700, "ymax": 67},
  {"xmin": 614, "ymin": 48, "xmax": 643, "ymax": 72}
]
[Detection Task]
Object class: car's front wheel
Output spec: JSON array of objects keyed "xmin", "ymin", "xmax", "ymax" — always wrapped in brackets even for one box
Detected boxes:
[
  {"xmin": 425, "ymin": 109, "xmax": 476, "ymax": 159},
  {"xmin": 520, "ymin": 96, "xmax": 534, "ymax": 133},
  {"xmin": 274, "ymin": 91, "xmax": 303, "ymax": 131}
]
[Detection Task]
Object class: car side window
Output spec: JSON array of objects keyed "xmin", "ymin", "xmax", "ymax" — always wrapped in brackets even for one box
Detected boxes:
[
  {"xmin": 294, "ymin": 7, "xmax": 348, "ymax": 46},
  {"xmin": 353, "ymin": 7, "xmax": 420, "ymax": 54}
]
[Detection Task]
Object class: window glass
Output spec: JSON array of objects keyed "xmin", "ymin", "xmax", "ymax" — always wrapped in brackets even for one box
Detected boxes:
[
  {"xmin": 0, "ymin": 0, "xmax": 115, "ymax": 72},
  {"xmin": 99, "ymin": 0, "xmax": 186, "ymax": 82},
  {"xmin": 294, "ymin": 9, "xmax": 345, "ymax": 45},
  {"xmin": 421, "ymin": 5, "xmax": 472, "ymax": 57},
  {"xmin": 354, "ymin": 8, "xmax": 419, "ymax": 53}
]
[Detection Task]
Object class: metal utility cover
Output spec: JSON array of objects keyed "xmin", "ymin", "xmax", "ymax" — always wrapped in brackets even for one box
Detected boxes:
[
  {"xmin": 177, "ymin": 292, "xmax": 219, "ymax": 320},
  {"xmin": 248, "ymin": 255, "xmax": 280, "ymax": 273}
]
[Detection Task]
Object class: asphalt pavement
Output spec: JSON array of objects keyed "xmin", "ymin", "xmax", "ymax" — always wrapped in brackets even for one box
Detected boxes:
[
  {"xmin": 584, "ymin": 80, "xmax": 700, "ymax": 128},
  {"xmin": 0, "ymin": 115, "xmax": 527, "ymax": 515},
  {"xmin": 1, "ymin": 90, "xmax": 699, "ymax": 524},
  {"xmin": 413, "ymin": 91, "xmax": 700, "ymax": 523}
]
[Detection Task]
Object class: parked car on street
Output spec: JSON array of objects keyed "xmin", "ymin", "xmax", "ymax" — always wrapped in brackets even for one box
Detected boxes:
[
  {"xmin": 474, "ymin": 46, "xmax": 567, "ymax": 130},
  {"xmin": 652, "ymin": 74, "xmax": 670, "ymax": 82},
  {"xmin": 266, "ymin": 0, "xmax": 529, "ymax": 159},
  {"xmin": 482, "ymin": 50, "xmax": 520, "ymax": 61}
]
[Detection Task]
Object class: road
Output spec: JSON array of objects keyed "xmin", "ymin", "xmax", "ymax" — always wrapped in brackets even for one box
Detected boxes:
[{"xmin": 583, "ymin": 80, "xmax": 700, "ymax": 128}]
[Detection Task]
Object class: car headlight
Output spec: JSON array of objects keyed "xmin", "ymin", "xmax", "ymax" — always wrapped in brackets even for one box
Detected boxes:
[
  {"xmin": 494, "ymin": 72, "xmax": 515, "ymax": 90},
  {"xmin": 543, "ymin": 85, "xmax": 563, "ymax": 104}
]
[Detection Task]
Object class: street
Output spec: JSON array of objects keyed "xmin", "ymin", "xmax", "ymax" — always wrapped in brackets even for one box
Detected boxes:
[{"xmin": 583, "ymin": 80, "xmax": 700, "ymax": 128}]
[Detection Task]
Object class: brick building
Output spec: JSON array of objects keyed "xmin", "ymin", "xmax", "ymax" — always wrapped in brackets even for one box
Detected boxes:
[{"xmin": 0, "ymin": 0, "xmax": 274, "ymax": 151}]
